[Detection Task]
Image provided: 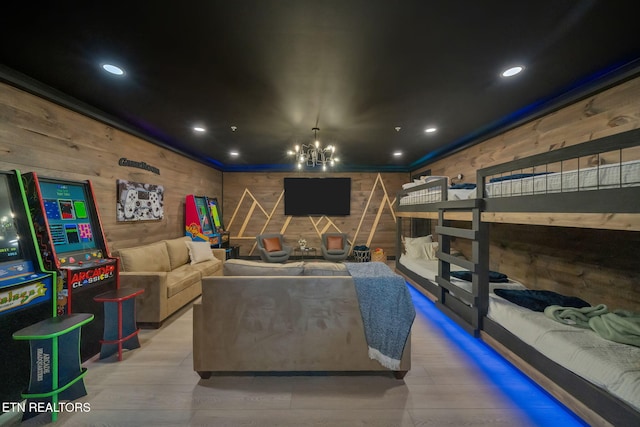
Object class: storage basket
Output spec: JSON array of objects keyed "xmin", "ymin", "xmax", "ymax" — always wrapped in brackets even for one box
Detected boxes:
[
  {"xmin": 353, "ymin": 249, "xmax": 371, "ymax": 262},
  {"xmin": 371, "ymin": 250, "xmax": 386, "ymax": 262}
]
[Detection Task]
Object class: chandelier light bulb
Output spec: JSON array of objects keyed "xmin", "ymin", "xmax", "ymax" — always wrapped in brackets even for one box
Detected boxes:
[{"xmin": 291, "ymin": 127, "xmax": 336, "ymax": 169}]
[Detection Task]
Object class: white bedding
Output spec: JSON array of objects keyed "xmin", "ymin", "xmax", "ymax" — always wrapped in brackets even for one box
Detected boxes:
[
  {"xmin": 397, "ymin": 255, "xmax": 524, "ymax": 304},
  {"xmin": 489, "ymin": 296, "xmax": 640, "ymax": 412},
  {"xmin": 399, "ymin": 255, "xmax": 640, "ymax": 412},
  {"xmin": 485, "ymin": 159, "xmax": 640, "ymax": 197},
  {"xmin": 399, "ymin": 159, "xmax": 640, "ymax": 205},
  {"xmin": 398, "ymin": 187, "xmax": 476, "ymax": 205}
]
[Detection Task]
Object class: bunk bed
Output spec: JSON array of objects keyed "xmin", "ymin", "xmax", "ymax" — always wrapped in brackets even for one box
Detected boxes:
[
  {"xmin": 395, "ymin": 128, "xmax": 640, "ymax": 426},
  {"xmin": 476, "ymin": 128, "xmax": 640, "ymax": 426},
  {"xmin": 396, "ymin": 177, "xmax": 479, "ymax": 304}
]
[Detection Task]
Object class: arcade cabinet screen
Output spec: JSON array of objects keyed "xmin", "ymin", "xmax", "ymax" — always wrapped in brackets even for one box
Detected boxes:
[
  {"xmin": 194, "ymin": 196, "xmax": 213, "ymax": 234},
  {"xmin": 208, "ymin": 198, "xmax": 222, "ymax": 228},
  {"xmin": 38, "ymin": 180, "xmax": 98, "ymax": 254},
  {"xmin": 0, "ymin": 175, "xmax": 23, "ymax": 263}
]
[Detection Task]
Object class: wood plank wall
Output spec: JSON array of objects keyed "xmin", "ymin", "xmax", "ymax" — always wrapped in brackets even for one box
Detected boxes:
[
  {"xmin": 0, "ymin": 82, "xmax": 223, "ymax": 252},
  {"xmin": 412, "ymin": 76, "xmax": 640, "ymax": 311},
  {"xmin": 222, "ymin": 172, "xmax": 408, "ymax": 258}
]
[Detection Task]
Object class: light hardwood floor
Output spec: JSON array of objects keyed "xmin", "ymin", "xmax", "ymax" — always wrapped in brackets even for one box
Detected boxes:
[{"xmin": 20, "ymin": 285, "xmax": 587, "ymax": 426}]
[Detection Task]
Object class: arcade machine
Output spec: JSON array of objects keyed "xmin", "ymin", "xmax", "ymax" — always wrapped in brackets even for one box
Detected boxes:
[
  {"xmin": 185, "ymin": 194, "xmax": 222, "ymax": 247},
  {"xmin": 22, "ymin": 172, "xmax": 119, "ymax": 361},
  {"xmin": 207, "ymin": 197, "xmax": 230, "ymax": 249},
  {"xmin": 0, "ymin": 170, "xmax": 55, "ymax": 420}
]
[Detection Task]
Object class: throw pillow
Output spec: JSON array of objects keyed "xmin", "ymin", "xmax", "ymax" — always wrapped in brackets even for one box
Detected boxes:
[
  {"xmin": 404, "ymin": 240, "xmax": 439, "ymax": 260},
  {"xmin": 326, "ymin": 235, "xmax": 343, "ymax": 250},
  {"xmin": 424, "ymin": 241, "xmax": 438, "ymax": 260},
  {"xmin": 262, "ymin": 237, "xmax": 282, "ymax": 252},
  {"xmin": 185, "ymin": 241, "xmax": 214, "ymax": 265},
  {"xmin": 402, "ymin": 235, "xmax": 432, "ymax": 248}
]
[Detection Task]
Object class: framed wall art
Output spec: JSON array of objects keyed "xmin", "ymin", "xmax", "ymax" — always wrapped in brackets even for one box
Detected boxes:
[{"xmin": 116, "ymin": 179, "xmax": 164, "ymax": 222}]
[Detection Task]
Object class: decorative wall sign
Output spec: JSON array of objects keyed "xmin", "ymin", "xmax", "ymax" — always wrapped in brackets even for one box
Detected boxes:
[
  {"xmin": 118, "ymin": 158, "xmax": 160, "ymax": 175},
  {"xmin": 116, "ymin": 179, "xmax": 164, "ymax": 222}
]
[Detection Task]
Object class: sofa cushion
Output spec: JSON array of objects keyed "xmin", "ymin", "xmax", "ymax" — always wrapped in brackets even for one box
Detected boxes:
[
  {"xmin": 224, "ymin": 259, "xmax": 304, "ymax": 276},
  {"xmin": 190, "ymin": 259, "xmax": 222, "ymax": 276},
  {"xmin": 118, "ymin": 241, "xmax": 170, "ymax": 272},
  {"xmin": 185, "ymin": 241, "xmax": 215, "ymax": 264},
  {"xmin": 166, "ymin": 268, "xmax": 201, "ymax": 298},
  {"xmin": 327, "ymin": 235, "xmax": 344, "ymax": 250},
  {"xmin": 164, "ymin": 237, "xmax": 191, "ymax": 270},
  {"xmin": 303, "ymin": 262, "xmax": 349, "ymax": 276},
  {"xmin": 262, "ymin": 237, "xmax": 282, "ymax": 252}
]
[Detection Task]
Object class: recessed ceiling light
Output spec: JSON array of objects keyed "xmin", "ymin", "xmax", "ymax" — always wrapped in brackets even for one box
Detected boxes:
[
  {"xmin": 102, "ymin": 63, "xmax": 125, "ymax": 75},
  {"xmin": 393, "ymin": 151, "xmax": 403, "ymax": 157},
  {"xmin": 425, "ymin": 127, "xmax": 437, "ymax": 133},
  {"xmin": 501, "ymin": 66, "xmax": 524, "ymax": 77},
  {"xmin": 193, "ymin": 126, "xmax": 206, "ymax": 132},
  {"xmin": 230, "ymin": 151, "xmax": 239, "ymax": 156}
]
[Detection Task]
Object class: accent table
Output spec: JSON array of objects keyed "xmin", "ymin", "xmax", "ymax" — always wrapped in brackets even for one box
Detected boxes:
[
  {"xmin": 12, "ymin": 313, "xmax": 94, "ymax": 422},
  {"xmin": 293, "ymin": 247, "xmax": 317, "ymax": 260},
  {"xmin": 93, "ymin": 287, "xmax": 144, "ymax": 361}
]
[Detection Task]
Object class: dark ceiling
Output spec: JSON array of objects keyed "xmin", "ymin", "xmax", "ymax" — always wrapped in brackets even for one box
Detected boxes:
[{"xmin": 1, "ymin": 1, "xmax": 639, "ymax": 172}]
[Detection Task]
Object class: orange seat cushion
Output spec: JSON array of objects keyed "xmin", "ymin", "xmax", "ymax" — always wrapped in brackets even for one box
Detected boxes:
[
  {"xmin": 326, "ymin": 236, "xmax": 344, "ymax": 250},
  {"xmin": 262, "ymin": 237, "xmax": 283, "ymax": 252}
]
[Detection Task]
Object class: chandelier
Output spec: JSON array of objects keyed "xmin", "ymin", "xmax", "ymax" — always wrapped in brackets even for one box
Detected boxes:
[{"xmin": 288, "ymin": 127, "xmax": 338, "ymax": 170}]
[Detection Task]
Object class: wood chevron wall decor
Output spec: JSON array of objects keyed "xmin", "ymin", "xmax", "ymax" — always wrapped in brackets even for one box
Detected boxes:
[{"xmin": 222, "ymin": 172, "xmax": 408, "ymax": 258}]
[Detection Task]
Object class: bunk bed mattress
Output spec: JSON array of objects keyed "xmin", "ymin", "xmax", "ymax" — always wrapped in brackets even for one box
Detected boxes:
[
  {"xmin": 398, "ymin": 187, "xmax": 476, "ymax": 205},
  {"xmin": 400, "ymin": 256, "xmax": 640, "ymax": 411},
  {"xmin": 485, "ymin": 159, "xmax": 640, "ymax": 197},
  {"xmin": 488, "ymin": 295, "xmax": 640, "ymax": 412},
  {"xmin": 398, "ymin": 255, "xmax": 525, "ymax": 301}
]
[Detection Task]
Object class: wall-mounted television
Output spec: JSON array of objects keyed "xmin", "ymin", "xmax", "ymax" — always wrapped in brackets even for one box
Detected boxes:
[{"xmin": 284, "ymin": 177, "xmax": 351, "ymax": 216}]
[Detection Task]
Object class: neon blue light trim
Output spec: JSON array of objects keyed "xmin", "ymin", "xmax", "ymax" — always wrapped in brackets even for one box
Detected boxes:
[{"xmin": 407, "ymin": 285, "xmax": 588, "ymax": 426}]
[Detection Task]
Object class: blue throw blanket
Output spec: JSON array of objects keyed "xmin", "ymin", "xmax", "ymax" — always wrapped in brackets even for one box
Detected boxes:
[
  {"xmin": 494, "ymin": 289, "xmax": 591, "ymax": 312},
  {"xmin": 345, "ymin": 262, "xmax": 415, "ymax": 370},
  {"xmin": 451, "ymin": 270, "xmax": 509, "ymax": 283},
  {"xmin": 450, "ymin": 183, "xmax": 476, "ymax": 189}
]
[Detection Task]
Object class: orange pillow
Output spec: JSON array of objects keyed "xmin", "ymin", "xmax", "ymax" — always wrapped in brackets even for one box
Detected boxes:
[
  {"xmin": 262, "ymin": 237, "xmax": 282, "ymax": 252},
  {"xmin": 326, "ymin": 236, "xmax": 343, "ymax": 250}
]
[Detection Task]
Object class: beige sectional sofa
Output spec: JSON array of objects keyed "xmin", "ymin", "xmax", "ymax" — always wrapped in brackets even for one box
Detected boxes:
[
  {"xmin": 116, "ymin": 236, "xmax": 226, "ymax": 327},
  {"xmin": 193, "ymin": 259, "xmax": 411, "ymax": 378}
]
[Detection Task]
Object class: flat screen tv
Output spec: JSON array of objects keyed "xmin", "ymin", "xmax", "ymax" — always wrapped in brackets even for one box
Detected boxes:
[{"xmin": 284, "ymin": 177, "xmax": 351, "ymax": 216}]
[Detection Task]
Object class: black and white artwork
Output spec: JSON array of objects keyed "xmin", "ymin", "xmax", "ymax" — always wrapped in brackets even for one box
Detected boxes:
[{"xmin": 116, "ymin": 179, "xmax": 164, "ymax": 221}]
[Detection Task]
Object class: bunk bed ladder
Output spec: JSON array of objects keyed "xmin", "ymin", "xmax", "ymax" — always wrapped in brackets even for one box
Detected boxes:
[{"xmin": 435, "ymin": 200, "xmax": 489, "ymax": 337}]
